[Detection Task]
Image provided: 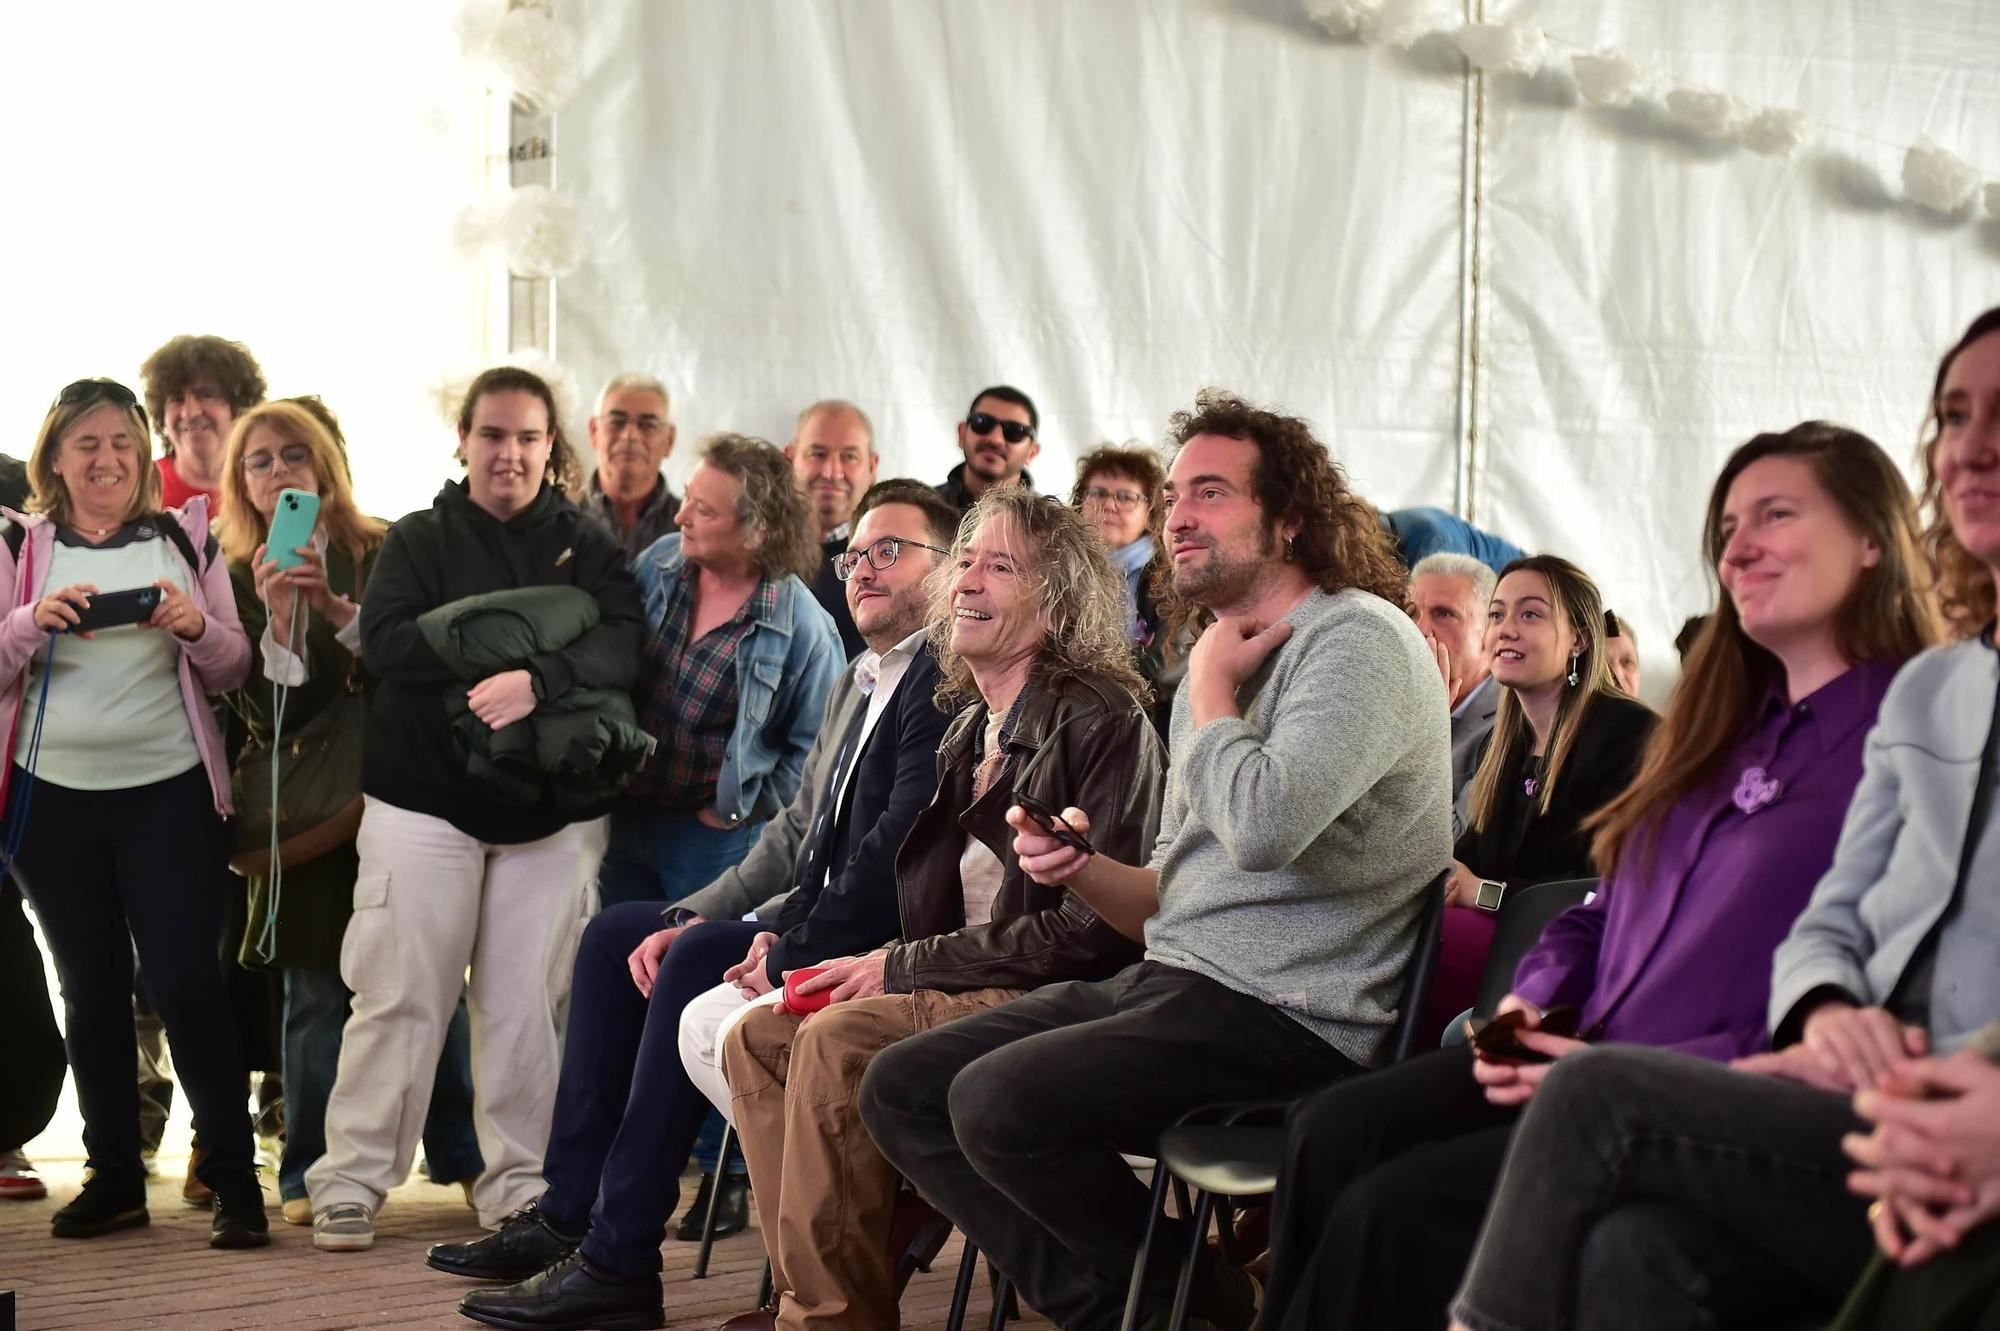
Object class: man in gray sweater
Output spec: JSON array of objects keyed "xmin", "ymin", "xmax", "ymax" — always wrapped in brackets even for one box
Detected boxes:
[{"xmin": 859, "ymin": 391, "xmax": 1452, "ymax": 1331}]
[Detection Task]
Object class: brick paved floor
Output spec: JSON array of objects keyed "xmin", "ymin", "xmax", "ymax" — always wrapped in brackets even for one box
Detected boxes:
[{"xmin": 0, "ymin": 1157, "xmax": 1043, "ymax": 1331}]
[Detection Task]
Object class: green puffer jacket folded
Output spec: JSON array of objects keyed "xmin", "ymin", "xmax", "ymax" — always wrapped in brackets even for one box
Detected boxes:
[{"xmin": 417, "ymin": 585, "xmax": 653, "ymax": 815}]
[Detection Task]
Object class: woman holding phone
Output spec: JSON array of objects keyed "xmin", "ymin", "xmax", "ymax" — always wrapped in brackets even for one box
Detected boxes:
[
  {"xmin": 0, "ymin": 379, "xmax": 259, "ymax": 1247},
  {"xmin": 216, "ymin": 397, "xmax": 485, "ymax": 1226}
]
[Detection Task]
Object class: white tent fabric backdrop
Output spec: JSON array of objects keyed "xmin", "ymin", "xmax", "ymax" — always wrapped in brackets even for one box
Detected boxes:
[{"xmin": 553, "ymin": 0, "xmax": 2000, "ymax": 693}]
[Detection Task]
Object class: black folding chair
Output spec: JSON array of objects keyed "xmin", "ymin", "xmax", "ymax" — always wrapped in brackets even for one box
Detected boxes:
[
  {"xmin": 1440, "ymin": 876, "xmax": 1598, "ymax": 1047},
  {"xmin": 1120, "ymin": 870, "xmax": 1451, "ymax": 1331}
]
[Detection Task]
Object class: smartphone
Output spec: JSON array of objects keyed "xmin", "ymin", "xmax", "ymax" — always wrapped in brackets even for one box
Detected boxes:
[
  {"xmin": 264, "ymin": 488, "xmax": 322, "ymax": 572},
  {"xmin": 1014, "ymin": 793, "xmax": 1096, "ymax": 856},
  {"xmin": 69, "ymin": 586, "xmax": 163, "ymax": 634},
  {"xmin": 1468, "ymin": 1005, "xmax": 1582, "ymax": 1064}
]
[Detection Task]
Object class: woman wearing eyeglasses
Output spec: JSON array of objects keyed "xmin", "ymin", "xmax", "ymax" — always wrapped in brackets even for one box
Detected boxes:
[
  {"xmin": 1073, "ymin": 444, "xmax": 1182, "ymax": 731},
  {"xmin": 603, "ymin": 433, "xmax": 842, "ymax": 909},
  {"xmin": 1, "ymin": 379, "xmax": 258, "ymax": 1247},
  {"xmin": 213, "ymin": 397, "xmax": 484, "ymax": 1227}
]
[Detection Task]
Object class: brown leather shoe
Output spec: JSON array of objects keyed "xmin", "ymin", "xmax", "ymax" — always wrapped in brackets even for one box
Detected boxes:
[
  {"xmin": 182, "ymin": 1144, "xmax": 213, "ymax": 1208},
  {"xmin": 716, "ymin": 1312, "xmax": 775, "ymax": 1331}
]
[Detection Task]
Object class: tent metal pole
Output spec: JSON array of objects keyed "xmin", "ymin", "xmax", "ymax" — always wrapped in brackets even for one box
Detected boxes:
[{"xmin": 1453, "ymin": 0, "xmax": 1486, "ymax": 521}]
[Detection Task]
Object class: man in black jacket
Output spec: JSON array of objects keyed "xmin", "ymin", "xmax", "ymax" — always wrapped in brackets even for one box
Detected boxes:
[
  {"xmin": 435, "ymin": 481, "xmax": 961, "ymax": 1331},
  {"xmin": 935, "ymin": 384, "xmax": 1039, "ymax": 514}
]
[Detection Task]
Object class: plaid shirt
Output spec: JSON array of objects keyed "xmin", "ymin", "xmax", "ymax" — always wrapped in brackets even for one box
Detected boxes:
[{"xmin": 627, "ymin": 572, "xmax": 776, "ymax": 811}]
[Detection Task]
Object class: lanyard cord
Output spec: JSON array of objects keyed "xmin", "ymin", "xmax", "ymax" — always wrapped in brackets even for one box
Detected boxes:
[
  {"xmin": 249, "ymin": 598, "xmax": 302, "ymax": 964},
  {"xmin": 3, "ymin": 631, "xmax": 61, "ymax": 871}
]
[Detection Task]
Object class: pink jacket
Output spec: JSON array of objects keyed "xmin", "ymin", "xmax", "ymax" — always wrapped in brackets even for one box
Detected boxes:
[{"xmin": 0, "ymin": 499, "xmax": 252, "ymax": 815}]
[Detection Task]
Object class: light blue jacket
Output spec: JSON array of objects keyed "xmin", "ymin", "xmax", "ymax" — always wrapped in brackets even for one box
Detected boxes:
[
  {"xmin": 1769, "ymin": 635, "xmax": 2000, "ymax": 1054},
  {"xmin": 631, "ymin": 533, "xmax": 842, "ymax": 827}
]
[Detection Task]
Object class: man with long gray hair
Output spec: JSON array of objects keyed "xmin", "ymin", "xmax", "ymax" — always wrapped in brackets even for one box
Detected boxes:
[{"xmin": 710, "ymin": 487, "xmax": 1166, "ymax": 1331}]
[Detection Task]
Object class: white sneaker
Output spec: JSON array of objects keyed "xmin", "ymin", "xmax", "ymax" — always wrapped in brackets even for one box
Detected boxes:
[
  {"xmin": 0, "ymin": 1149, "xmax": 47, "ymax": 1201},
  {"xmin": 312, "ymin": 1201, "xmax": 376, "ymax": 1251}
]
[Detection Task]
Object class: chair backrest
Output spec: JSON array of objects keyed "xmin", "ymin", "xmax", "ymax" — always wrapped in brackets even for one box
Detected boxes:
[
  {"xmin": 1384, "ymin": 869, "xmax": 1450, "ymax": 1063},
  {"xmin": 1469, "ymin": 877, "xmax": 1598, "ymax": 1018}
]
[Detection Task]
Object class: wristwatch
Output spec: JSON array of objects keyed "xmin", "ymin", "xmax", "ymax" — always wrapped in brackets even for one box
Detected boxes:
[{"xmin": 1474, "ymin": 879, "xmax": 1508, "ymax": 912}]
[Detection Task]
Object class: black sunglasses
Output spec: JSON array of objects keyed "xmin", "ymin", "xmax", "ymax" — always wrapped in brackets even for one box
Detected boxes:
[
  {"xmin": 966, "ymin": 410, "xmax": 1035, "ymax": 445},
  {"xmin": 1013, "ymin": 792, "xmax": 1096, "ymax": 856},
  {"xmin": 55, "ymin": 378, "xmax": 144, "ymax": 418}
]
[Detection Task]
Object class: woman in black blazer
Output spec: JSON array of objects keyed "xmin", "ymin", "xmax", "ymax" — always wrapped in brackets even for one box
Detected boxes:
[{"xmin": 1432, "ymin": 557, "xmax": 1657, "ymax": 1031}]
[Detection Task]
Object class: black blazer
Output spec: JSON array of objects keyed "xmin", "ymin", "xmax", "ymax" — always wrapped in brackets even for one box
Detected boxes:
[
  {"xmin": 763, "ymin": 646, "xmax": 950, "ymax": 982},
  {"xmin": 1455, "ymin": 691, "xmax": 1657, "ymax": 887}
]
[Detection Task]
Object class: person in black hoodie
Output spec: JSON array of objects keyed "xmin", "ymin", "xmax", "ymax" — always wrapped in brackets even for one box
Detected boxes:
[{"xmin": 305, "ymin": 367, "xmax": 644, "ymax": 1252}]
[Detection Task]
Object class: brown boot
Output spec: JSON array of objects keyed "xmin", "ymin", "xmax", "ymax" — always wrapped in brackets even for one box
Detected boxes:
[{"xmin": 182, "ymin": 1143, "xmax": 212, "ymax": 1208}]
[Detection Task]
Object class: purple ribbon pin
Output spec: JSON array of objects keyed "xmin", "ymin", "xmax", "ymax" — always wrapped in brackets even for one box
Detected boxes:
[{"xmin": 1733, "ymin": 766, "xmax": 1782, "ymax": 814}]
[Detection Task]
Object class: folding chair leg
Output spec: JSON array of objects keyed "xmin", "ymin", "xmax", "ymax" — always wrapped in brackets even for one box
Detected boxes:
[
  {"xmin": 987, "ymin": 1272, "xmax": 1013, "ymax": 1330},
  {"xmin": 1119, "ymin": 1159, "xmax": 1174, "ymax": 1331},
  {"xmin": 1165, "ymin": 1190, "xmax": 1215, "ymax": 1331},
  {"xmin": 755, "ymin": 1257, "xmax": 773, "ymax": 1309},
  {"xmin": 946, "ymin": 1239, "xmax": 980, "ymax": 1331},
  {"xmin": 693, "ymin": 1119, "xmax": 735, "ymax": 1279}
]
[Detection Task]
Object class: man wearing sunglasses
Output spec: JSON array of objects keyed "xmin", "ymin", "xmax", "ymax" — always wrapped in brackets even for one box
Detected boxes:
[
  {"xmin": 442, "ymin": 481, "xmax": 961, "ymax": 1331},
  {"xmin": 861, "ymin": 392, "xmax": 1452, "ymax": 1331},
  {"xmin": 936, "ymin": 385, "xmax": 1040, "ymax": 514}
]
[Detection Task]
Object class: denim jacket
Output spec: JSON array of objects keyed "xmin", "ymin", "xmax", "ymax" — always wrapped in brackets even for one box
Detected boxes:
[{"xmin": 631, "ymin": 533, "xmax": 842, "ymax": 827}]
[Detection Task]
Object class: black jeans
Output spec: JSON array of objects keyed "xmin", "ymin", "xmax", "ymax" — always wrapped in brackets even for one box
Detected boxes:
[
  {"xmin": 1260, "ymin": 1044, "xmax": 1517, "ymax": 1331},
  {"xmin": 538, "ymin": 904, "xmax": 760, "ymax": 1277},
  {"xmin": 12, "ymin": 766, "xmax": 253, "ymax": 1185},
  {"xmin": 1452, "ymin": 1046, "xmax": 1873, "ymax": 1331},
  {"xmin": 0, "ymin": 880, "xmax": 65, "ymax": 1150},
  {"xmin": 858, "ymin": 961, "xmax": 1359, "ymax": 1331}
]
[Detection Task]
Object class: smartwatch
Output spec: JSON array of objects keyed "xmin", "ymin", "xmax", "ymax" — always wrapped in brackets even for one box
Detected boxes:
[{"xmin": 1474, "ymin": 879, "xmax": 1508, "ymax": 912}]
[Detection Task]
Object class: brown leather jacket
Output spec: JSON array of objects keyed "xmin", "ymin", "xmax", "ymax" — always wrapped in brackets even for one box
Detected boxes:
[{"xmin": 881, "ymin": 668, "xmax": 1164, "ymax": 994}]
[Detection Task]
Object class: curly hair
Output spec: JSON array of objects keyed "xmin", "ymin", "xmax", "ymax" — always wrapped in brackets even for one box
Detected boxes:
[
  {"xmin": 215, "ymin": 399, "xmax": 386, "ymax": 567},
  {"xmin": 455, "ymin": 366, "xmax": 583, "ymax": 497},
  {"xmin": 138, "ymin": 335, "xmax": 267, "ymax": 452},
  {"xmin": 1919, "ymin": 307, "xmax": 2000, "ymax": 635},
  {"xmin": 1157, "ymin": 390, "xmax": 1406, "ymax": 636},
  {"xmin": 697, "ymin": 433, "xmax": 822, "ymax": 581},
  {"xmin": 928, "ymin": 488, "xmax": 1150, "ymax": 709},
  {"xmin": 1072, "ymin": 441, "xmax": 1168, "ymax": 557}
]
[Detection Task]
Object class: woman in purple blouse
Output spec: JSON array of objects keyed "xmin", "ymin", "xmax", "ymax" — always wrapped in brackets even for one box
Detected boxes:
[{"xmin": 1256, "ymin": 420, "xmax": 1941, "ymax": 1331}]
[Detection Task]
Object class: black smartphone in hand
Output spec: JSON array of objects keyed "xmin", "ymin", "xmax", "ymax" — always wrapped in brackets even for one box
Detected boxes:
[{"xmin": 69, "ymin": 586, "xmax": 163, "ymax": 633}]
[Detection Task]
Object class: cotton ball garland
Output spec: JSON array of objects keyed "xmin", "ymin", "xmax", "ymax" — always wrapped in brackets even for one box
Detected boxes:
[
  {"xmin": 1454, "ymin": 21, "xmax": 1549, "ymax": 76},
  {"xmin": 1739, "ymin": 106, "xmax": 1810, "ymax": 158},
  {"xmin": 479, "ymin": 5, "xmax": 581, "ymax": 114},
  {"xmin": 1986, "ymin": 182, "xmax": 2000, "ymax": 220},
  {"xmin": 494, "ymin": 185, "xmax": 587, "ymax": 278},
  {"xmin": 1902, "ymin": 139, "xmax": 1981, "ymax": 215},
  {"xmin": 1570, "ymin": 50, "xmax": 1647, "ymax": 108},
  {"xmin": 1357, "ymin": 0, "xmax": 1456, "ymax": 49},
  {"xmin": 1306, "ymin": 0, "xmax": 1379, "ymax": 38},
  {"xmin": 1665, "ymin": 87, "xmax": 1747, "ymax": 140}
]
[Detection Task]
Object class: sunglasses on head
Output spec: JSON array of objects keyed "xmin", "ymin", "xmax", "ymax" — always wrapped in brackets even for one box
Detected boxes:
[
  {"xmin": 966, "ymin": 410, "xmax": 1035, "ymax": 445},
  {"xmin": 55, "ymin": 378, "xmax": 143, "ymax": 417}
]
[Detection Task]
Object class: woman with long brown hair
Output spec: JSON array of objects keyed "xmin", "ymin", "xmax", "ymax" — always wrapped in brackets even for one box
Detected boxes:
[{"xmin": 1258, "ymin": 419, "xmax": 1940, "ymax": 1331}]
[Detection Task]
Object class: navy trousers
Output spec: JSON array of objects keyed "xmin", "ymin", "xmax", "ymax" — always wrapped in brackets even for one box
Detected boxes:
[{"xmin": 538, "ymin": 902, "xmax": 761, "ymax": 1276}]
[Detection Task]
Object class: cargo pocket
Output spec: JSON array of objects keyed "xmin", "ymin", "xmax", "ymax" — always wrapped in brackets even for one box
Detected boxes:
[{"xmin": 339, "ymin": 873, "xmax": 399, "ymax": 996}]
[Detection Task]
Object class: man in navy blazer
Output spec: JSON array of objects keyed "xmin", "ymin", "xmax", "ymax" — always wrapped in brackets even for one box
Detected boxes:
[{"xmin": 427, "ymin": 482, "xmax": 961, "ymax": 1318}]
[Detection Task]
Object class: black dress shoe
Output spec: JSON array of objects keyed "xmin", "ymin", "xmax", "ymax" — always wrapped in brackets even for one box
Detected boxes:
[
  {"xmin": 458, "ymin": 1251, "xmax": 664, "ymax": 1331},
  {"xmin": 51, "ymin": 1173, "xmax": 149, "ymax": 1239},
  {"xmin": 209, "ymin": 1169, "xmax": 271, "ymax": 1249},
  {"xmin": 673, "ymin": 1171, "xmax": 750, "ymax": 1241},
  {"xmin": 429, "ymin": 1199, "xmax": 580, "ymax": 1281}
]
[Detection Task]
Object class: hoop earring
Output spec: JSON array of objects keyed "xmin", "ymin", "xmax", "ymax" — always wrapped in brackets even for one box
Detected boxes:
[
  {"xmin": 1567, "ymin": 648, "xmax": 1581, "ymax": 688},
  {"xmin": 1283, "ymin": 535, "xmax": 1295, "ymax": 562}
]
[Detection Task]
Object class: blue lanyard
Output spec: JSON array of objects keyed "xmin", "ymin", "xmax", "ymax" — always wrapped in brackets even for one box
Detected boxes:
[{"xmin": 3, "ymin": 631, "xmax": 61, "ymax": 871}]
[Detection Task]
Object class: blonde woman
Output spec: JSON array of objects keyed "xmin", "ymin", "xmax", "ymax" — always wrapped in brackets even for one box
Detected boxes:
[
  {"xmin": 2, "ymin": 379, "xmax": 257, "ymax": 1247},
  {"xmin": 217, "ymin": 398, "xmax": 483, "ymax": 1225}
]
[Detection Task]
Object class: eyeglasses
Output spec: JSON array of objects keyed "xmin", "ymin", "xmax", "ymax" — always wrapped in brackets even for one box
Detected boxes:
[
  {"xmin": 243, "ymin": 443, "xmax": 313, "ymax": 477},
  {"xmin": 1081, "ymin": 484, "xmax": 1146, "ymax": 509},
  {"xmin": 54, "ymin": 378, "xmax": 145, "ymax": 421},
  {"xmin": 966, "ymin": 410, "xmax": 1035, "ymax": 445},
  {"xmin": 832, "ymin": 536, "xmax": 953, "ymax": 581}
]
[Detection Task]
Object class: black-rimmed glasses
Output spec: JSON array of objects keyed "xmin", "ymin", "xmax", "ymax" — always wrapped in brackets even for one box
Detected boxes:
[
  {"xmin": 831, "ymin": 536, "xmax": 953, "ymax": 582},
  {"xmin": 966, "ymin": 410, "xmax": 1035, "ymax": 445},
  {"xmin": 243, "ymin": 443, "xmax": 313, "ymax": 477}
]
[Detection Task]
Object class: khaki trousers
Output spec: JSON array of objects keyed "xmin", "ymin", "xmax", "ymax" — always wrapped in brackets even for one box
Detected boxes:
[
  {"xmin": 722, "ymin": 987, "xmax": 1021, "ymax": 1331},
  {"xmin": 306, "ymin": 799, "xmax": 604, "ymax": 1227}
]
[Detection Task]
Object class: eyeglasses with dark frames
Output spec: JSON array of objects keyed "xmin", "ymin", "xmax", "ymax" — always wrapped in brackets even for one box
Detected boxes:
[
  {"xmin": 831, "ymin": 536, "xmax": 953, "ymax": 582},
  {"xmin": 242, "ymin": 443, "xmax": 314, "ymax": 477},
  {"xmin": 965, "ymin": 410, "xmax": 1035, "ymax": 445}
]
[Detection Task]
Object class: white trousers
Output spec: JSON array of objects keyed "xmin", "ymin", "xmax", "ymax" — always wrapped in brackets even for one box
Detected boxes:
[
  {"xmin": 678, "ymin": 979, "xmax": 787, "ymax": 1125},
  {"xmin": 306, "ymin": 798, "xmax": 606, "ymax": 1227}
]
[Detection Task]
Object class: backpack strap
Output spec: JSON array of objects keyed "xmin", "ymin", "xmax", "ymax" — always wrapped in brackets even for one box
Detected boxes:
[{"xmin": 158, "ymin": 517, "xmax": 213, "ymax": 576}]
